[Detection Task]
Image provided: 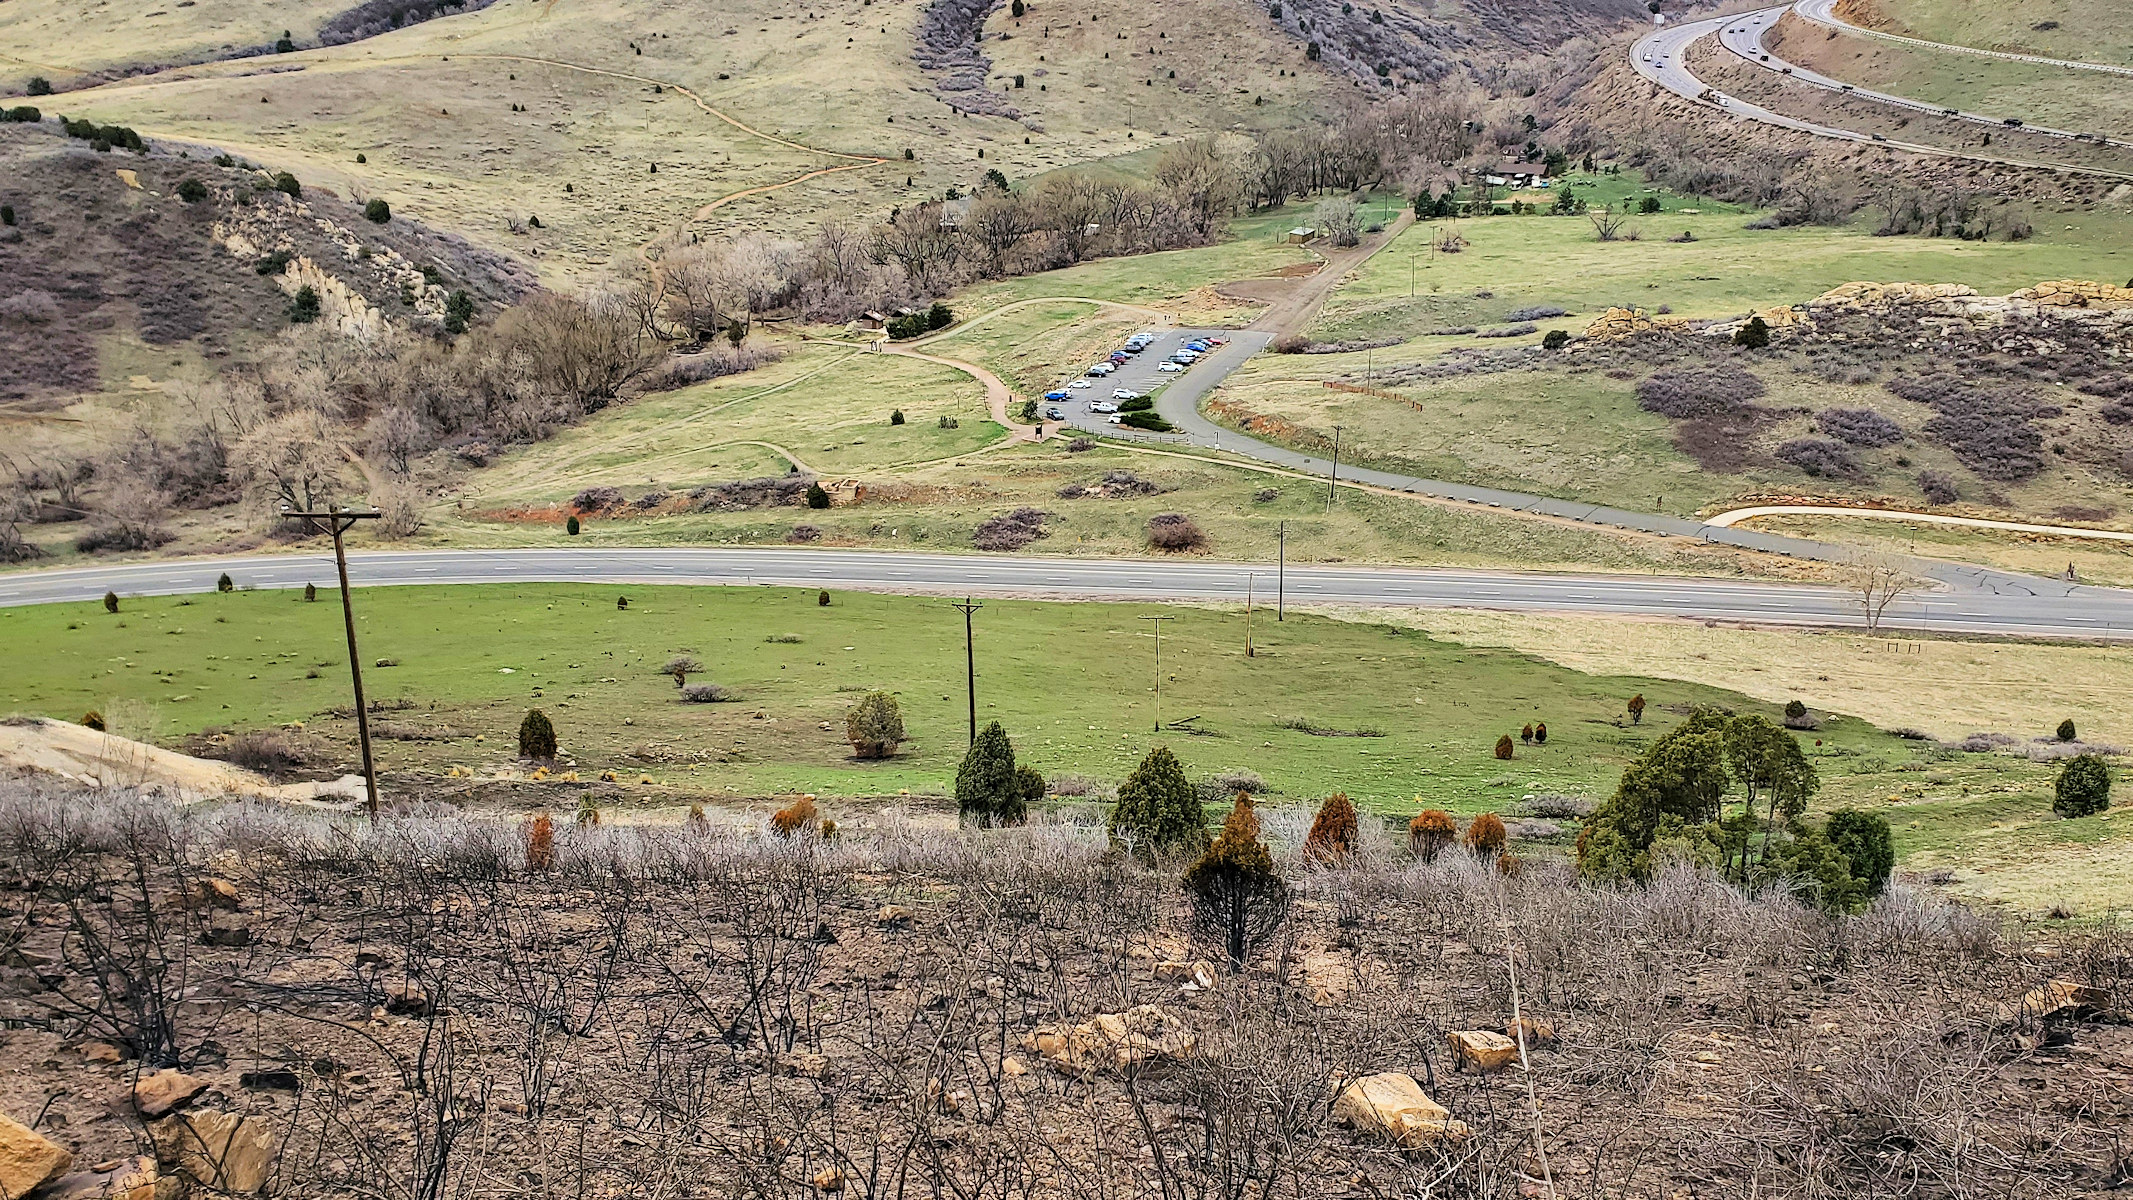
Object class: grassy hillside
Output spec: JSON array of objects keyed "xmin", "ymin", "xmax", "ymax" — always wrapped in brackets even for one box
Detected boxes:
[
  {"xmin": 1857, "ymin": 0, "xmax": 2133, "ymax": 64},
  {"xmin": 2, "ymin": 582, "xmax": 2124, "ymax": 909}
]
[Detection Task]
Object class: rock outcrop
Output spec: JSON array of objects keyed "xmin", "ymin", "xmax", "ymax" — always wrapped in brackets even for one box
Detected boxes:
[
  {"xmin": 148, "ymin": 1110, "xmax": 276, "ymax": 1195},
  {"xmin": 1448, "ymin": 1029, "xmax": 1520, "ymax": 1072},
  {"xmin": 1024, "ymin": 1005, "xmax": 1195, "ymax": 1074}
]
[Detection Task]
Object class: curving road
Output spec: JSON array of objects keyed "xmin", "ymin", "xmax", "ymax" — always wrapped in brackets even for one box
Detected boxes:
[
  {"xmin": 1791, "ymin": 0, "xmax": 2133, "ymax": 78},
  {"xmin": 1630, "ymin": 8, "xmax": 2133, "ymax": 179},
  {"xmin": 5, "ymin": 547, "xmax": 2133, "ymax": 639},
  {"xmin": 1714, "ymin": 12, "xmax": 2133, "ymax": 150}
]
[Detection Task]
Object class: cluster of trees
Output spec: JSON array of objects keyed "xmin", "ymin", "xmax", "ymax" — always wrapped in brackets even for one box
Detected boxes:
[{"xmin": 1576, "ymin": 709, "xmax": 1894, "ymax": 911}]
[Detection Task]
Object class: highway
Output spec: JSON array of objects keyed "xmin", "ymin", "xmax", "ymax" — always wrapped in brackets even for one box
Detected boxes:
[
  {"xmin": 5, "ymin": 547, "xmax": 2133, "ymax": 640},
  {"xmin": 1715, "ymin": 10, "xmax": 2132, "ymax": 150},
  {"xmin": 1629, "ymin": 8, "xmax": 2133, "ymax": 179},
  {"xmin": 1791, "ymin": 0, "xmax": 2133, "ymax": 78}
]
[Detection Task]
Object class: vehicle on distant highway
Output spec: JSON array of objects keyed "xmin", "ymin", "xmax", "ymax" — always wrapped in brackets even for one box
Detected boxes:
[{"xmin": 2004, "ymin": 117, "xmax": 2024, "ymax": 127}]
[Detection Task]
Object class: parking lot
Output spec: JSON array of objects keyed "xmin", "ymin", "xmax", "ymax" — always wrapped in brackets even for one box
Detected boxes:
[{"xmin": 1048, "ymin": 327, "xmax": 1242, "ymax": 436}]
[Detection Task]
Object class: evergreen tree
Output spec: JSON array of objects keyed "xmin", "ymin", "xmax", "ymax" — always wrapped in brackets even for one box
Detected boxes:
[
  {"xmin": 518, "ymin": 709, "xmax": 557, "ymax": 760},
  {"xmin": 1825, "ymin": 809, "xmax": 1894, "ymax": 898},
  {"xmin": 955, "ymin": 721, "xmax": 1023, "ymax": 826},
  {"xmin": 2054, "ymin": 753, "xmax": 2111, "ymax": 819},
  {"xmin": 1109, "ymin": 745, "xmax": 1207, "ymax": 855},
  {"xmin": 1183, "ymin": 794, "xmax": 1288, "ymax": 968},
  {"xmin": 845, "ymin": 691, "xmax": 906, "ymax": 759}
]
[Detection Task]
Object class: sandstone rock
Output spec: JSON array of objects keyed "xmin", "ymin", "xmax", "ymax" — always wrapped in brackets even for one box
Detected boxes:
[
  {"xmin": 132, "ymin": 1071, "xmax": 210, "ymax": 1119},
  {"xmin": 149, "ymin": 1111, "xmax": 276, "ymax": 1194},
  {"xmin": 1448, "ymin": 1030, "xmax": 1520, "ymax": 1072},
  {"xmin": 1000, "ymin": 1057, "xmax": 1027, "ymax": 1078},
  {"xmin": 812, "ymin": 1166, "xmax": 845, "ymax": 1191},
  {"xmin": 1333, "ymin": 1072, "xmax": 1468, "ymax": 1147},
  {"xmin": 31, "ymin": 1154, "xmax": 156, "ymax": 1200},
  {"xmin": 1997, "ymin": 979, "xmax": 2111, "ymax": 1028},
  {"xmin": 1023, "ymin": 1005, "xmax": 1194, "ymax": 1075},
  {"xmin": 0, "ymin": 1112, "xmax": 73, "ymax": 1199},
  {"xmin": 1505, "ymin": 1017, "xmax": 1555, "ymax": 1047},
  {"xmin": 874, "ymin": 904, "xmax": 913, "ymax": 926},
  {"xmin": 78, "ymin": 1042, "xmax": 125, "ymax": 1065}
]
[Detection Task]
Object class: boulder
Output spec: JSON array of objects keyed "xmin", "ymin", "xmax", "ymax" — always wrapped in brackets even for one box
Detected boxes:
[
  {"xmin": 1997, "ymin": 979, "xmax": 2111, "ymax": 1028},
  {"xmin": 1024, "ymin": 1005, "xmax": 1194, "ymax": 1075},
  {"xmin": 77, "ymin": 1042, "xmax": 125, "ymax": 1065},
  {"xmin": 0, "ymin": 1113, "xmax": 73, "ymax": 1199},
  {"xmin": 874, "ymin": 904, "xmax": 914, "ymax": 926},
  {"xmin": 29, "ymin": 1154, "xmax": 156, "ymax": 1200},
  {"xmin": 1448, "ymin": 1030, "xmax": 1520, "ymax": 1072},
  {"xmin": 149, "ymin": 1111, "xmax": 276, "ymax": 1195},
  {"xmin": 132, "ymin": 1071, "xmax": 210, "ymax": 1119},
  {"xmin": 1333, "ymin": 1072, "xmax": 1468, "ymax": 1147}
]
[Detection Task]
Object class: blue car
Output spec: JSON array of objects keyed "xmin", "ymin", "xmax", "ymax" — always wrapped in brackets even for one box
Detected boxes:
[{"xmin": 1044, "ymin": 390, "xmax": 1070, "ymax": 401}]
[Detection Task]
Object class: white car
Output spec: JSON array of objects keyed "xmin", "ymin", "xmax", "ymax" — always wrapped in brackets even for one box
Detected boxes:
[
  {"xmin": 1088, "ymin": 363, "xmax": 1115, "ymax": 376},
  {"xmin": 1090, "ymin": 401, "xmax": 1119, "ymax": 414},
  {"xmin": 1113, "ymin": 388, "xmax": 1143, "ymax": 400},
  {"xmin": 1157, "ymin": 361, "xmax": 1184, "ymax": 373},
  {"xmin": 1067, "ymin": 379, "xmax": 1092, "ymax": 389}
]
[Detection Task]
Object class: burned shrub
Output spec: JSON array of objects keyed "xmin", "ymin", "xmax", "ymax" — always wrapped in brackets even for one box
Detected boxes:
[
  {"xmin": 1636, "ymin": 365, "xmax": 1767, "ymax": 419},
  {"xmin": 1918, "ymin": 470, "xmax": 1959, "ymax": 504},
  {"xmin": 786, "ymin": 524, "xmax": 822, "ymax": 543},
  {"xmin": 205, "ymin": 729, "xmax": 310, "ymax": 774},
  {"xmin": 1886, "ymin": 374, "xmax": 2057, "ymax": 481},
  {"xmin": 691, "ymin": 476, "xmax": 815, "ymax": 511},
  {"xmin": 681, "ymin": 683, "xmax": 736, "ymax": 703},
  {"xmin": 1505, "ymin": 305, "xmax": 1569, "ymax": 322},
  {"xmin": 1775, "ymin": 437, "xmax": 1862, "ymax": 479},
  {"xmin": 972, "ymin": 507, "xmax": 1049, "ymax": 551},
  {"xmin": 1815, "ymin": 408, "xmax": 1904, "ymax": 447},
  {"xmin": 570, "ymin": 486, "xmax": 626, "ymax": 514},
  {"xmin": 1147, "ymin": 512, "xmax": 1207, "ymax": 552}
]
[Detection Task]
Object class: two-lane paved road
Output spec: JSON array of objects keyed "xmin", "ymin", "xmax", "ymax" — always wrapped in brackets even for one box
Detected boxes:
[{"xmin": 6, "ymin": 547, "xmax": 2133, "ymax": 640}]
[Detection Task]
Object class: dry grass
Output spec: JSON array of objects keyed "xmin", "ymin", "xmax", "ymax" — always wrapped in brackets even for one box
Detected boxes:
[
  {"xmin": 1350, "ymin": 604, "xmax": 2133, "ymax": 747},
  {"xmin": 1744, "ymin": 513, "xmax": 2133, "ymax": 589}
]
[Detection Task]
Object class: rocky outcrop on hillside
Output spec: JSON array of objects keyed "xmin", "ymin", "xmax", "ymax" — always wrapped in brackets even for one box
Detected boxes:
[{"xmin": 913, "ymin": 0, "xmax": 1024, "ymax": 119}]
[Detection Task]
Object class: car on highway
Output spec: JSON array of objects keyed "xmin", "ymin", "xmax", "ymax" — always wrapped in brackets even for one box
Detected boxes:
[
  {"xmin": 1068, "ymin": 379, "xmax": 1092, "ymax": 389},
  {"xmin": 1157, "ymin": 361, "xmax": 1184, "ymax": 373}
]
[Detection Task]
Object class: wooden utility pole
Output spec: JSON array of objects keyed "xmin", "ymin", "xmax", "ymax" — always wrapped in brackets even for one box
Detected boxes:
[
  {"xmin": 949, "ymin": 597, "xmax": 982, "ymax": 744},
  {"xmin": 281, "ymin": 503, "xmax": 383, "ymax": 817},
  {"xmin": 1277, "ymin": 521, "xmax": 1286, "ymax": 622},
  {"xmin": 1327, "ymin": 425, "xmax": 1344, "ymax": 512},
  {"xmin": 1138, "ymin": 614, "xmax": 1175, "ymax": 733},
  {"xmin": 1245, "ymin": 572, "xmax": 1256, "ymax": 658}
]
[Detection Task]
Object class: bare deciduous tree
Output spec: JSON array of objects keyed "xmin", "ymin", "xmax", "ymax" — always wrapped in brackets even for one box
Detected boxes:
[{"xmin": 1845, "ymin": 550, "xmax": 1916, "ymax": 631}]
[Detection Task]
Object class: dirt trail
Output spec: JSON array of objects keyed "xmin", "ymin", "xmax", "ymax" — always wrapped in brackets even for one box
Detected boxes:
[{"xmin": 1246, "ymin": 211, "xmax": 1415, "ymax": 339}]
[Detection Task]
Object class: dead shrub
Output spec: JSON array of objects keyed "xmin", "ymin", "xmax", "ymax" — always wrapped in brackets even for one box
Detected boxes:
[
  {"xmin": 1464, "ymin": 812, "xmax": 1507, "ymax": 856},
  {"xmin": 1147, "ymin": 512, "xmax": 1206, "ymax": 552},
  {"xmin": 1409, "ymin": 809, "xmax": 1455, "ymax": 860},
  {"xmin": 771, "ymin": 796, "xmax": 820, "ymax": 837}
]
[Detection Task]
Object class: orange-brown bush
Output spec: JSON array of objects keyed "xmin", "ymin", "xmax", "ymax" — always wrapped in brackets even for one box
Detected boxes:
[
  {"xmin": 1304, "ymin": 792, "xmax": 1359, "ymax": 865},
  {"xmin": 525, "ymin": 812, "xmax": 555, "ymax": 871},
  {"xmin": 1465, "ymin": 812, "xmax": 1507, "ymax": 856},
  {"xmin": 771, "ymin": 796, "xmax": 820, "ymax": 838},
  {"xmin": 1409, "ymin": 809, "xmax": 1456, "ymax": 860},
  {"xmin": 1494, "ymin": 734, "xmax": 1515, "ymax": 760}
]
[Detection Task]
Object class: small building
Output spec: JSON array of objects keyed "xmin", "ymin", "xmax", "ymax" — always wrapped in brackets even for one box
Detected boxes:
[
  {"xmin": 1479, "ymin": 162, "xmax": 1548, "ymax": 189},
  {"xmin": 1286, "ymin": 226, "xmax": 1318, "ymax": 244}
]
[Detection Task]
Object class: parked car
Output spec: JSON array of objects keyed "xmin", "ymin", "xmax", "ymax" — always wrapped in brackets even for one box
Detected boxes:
[
  {"xmin": 1157, "ymin": 361, "xmax": 1184, "ymax": 373},
  {"xmin": 1068, "ymin": 379, "xmax": 1092, "ymax": 389},
  {"xmin": 1090, "ymin": 401, "xmax": 1119, "ymax": 414},
  {"xmin": 1089, "ymin": 363, "xmax": 1115, "ymax": 376},
  {"xmin": 1112, "ymin": 388, "xmax": 1142, "ymax": 400},
  {"xmin": 1108, "ymin": 352, "xmax": 1129, "ymax": 363},
  {"xmin": 1107, "ymin": 415, "xmax": 1124, "ymax": 425},
  {"xmin": 1044, "ymin": 390, "xmax": 1070, "ymax": 401},
  {"xmin": 1045, "ymin": 406, "xmax": 1063, "ymax": 420}
]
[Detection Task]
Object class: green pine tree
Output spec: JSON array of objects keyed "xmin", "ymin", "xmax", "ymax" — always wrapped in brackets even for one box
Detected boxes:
[
  {"xmin": 955, "ymin": 721, "xmax": 1022, "ymax": 826},
  {"xmin": 1108, "ymin": 745, "xmax": 1208, "ymax": 855}
]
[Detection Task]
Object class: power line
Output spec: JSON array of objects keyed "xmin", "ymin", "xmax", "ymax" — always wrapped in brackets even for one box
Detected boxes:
[
  {"xmin": 1138, "ymin": 614, "xmax": 1175, "ymax": 733},
  {"xmin": 280, "ymin": 504, "xmax": 383, "ymax": 818},
  {"xmin": 948, "ymin": 598, "xmax": 982, "ymax": 745}
]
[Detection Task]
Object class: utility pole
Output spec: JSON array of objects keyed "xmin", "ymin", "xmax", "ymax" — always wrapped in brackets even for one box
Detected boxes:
[
  {"xmin": 281, "ymin": 503, "xmax": 383, "ymax": 818},
  {"xmin": 1326, "ymin": 425, "xmax": 1344, "ymax": 512},
  {"xmin": 1245, "ymin": 572, "xmax": 1256, "ymax": 658},
  {"xmin": 949, "ymin": 597, "xmax": 982, "ymax": 745},
  {"xmin": 1409, "ymin": 253, "xmax": 1416, "ymax": 297},
  {"xmin": 1277, "ymin": 521, "xmax": 1286, "ymax": 622},
  {"xmin": 1138, "ymin": 614, "xmax": 1175, "ymax": 733}
]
